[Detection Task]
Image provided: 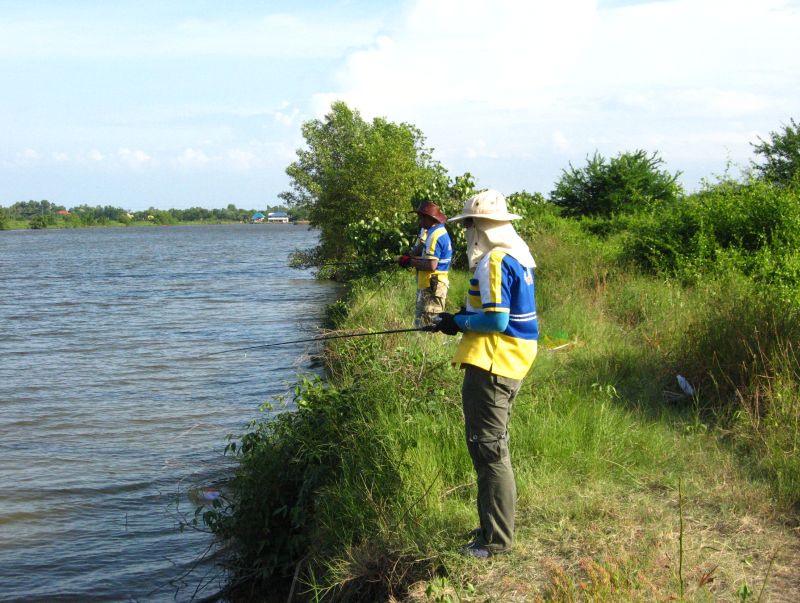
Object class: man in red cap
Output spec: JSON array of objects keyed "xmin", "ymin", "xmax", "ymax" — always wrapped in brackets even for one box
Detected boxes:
[{"xmin": 398, "ymin": 201, "xmax": 453, "ymax": 327}]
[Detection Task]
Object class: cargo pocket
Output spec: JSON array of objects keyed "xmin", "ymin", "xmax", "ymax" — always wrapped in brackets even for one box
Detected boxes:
[
  {"xmin": 466, "ymin": 432, "xmax": 508, "ymax": 466},
  {"xmin": 492, "ymin": 374, "xmax": 521, "ymax": 408}
]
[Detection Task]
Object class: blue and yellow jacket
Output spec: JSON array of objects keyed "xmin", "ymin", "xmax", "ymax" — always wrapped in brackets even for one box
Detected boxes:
[{"xmin": 453, "ymin": 250, "xmax": 538, "ymax": 380}]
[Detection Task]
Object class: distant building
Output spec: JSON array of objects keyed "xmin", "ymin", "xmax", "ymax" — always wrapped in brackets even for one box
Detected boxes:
[
  {"xmin": 251, "ymin": 212, "xmax": 266, "ymax": 223},
  {"xmin": 56, "ymin": 210, "xmax": 70, "ymax": 216},
  {"xmin": 267, "ymin": 212, "xmax": 290, "ymax": 224}
]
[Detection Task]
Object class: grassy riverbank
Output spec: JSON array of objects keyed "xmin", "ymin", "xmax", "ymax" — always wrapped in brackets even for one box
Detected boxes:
[{"xmin": 209, "ymin": 214, "xmax": 799, "ymax": 602}]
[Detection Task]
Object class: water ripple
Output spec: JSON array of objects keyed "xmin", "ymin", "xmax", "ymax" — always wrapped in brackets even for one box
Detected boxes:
[{"xmin": 0, "ymin": 224, "xmax": 338, "ymax": 602}]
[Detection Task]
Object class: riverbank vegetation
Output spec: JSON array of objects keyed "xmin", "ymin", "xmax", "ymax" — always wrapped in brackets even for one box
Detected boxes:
[
  {"xmin": 0, "ymin": 200, "xmax": 310, "ymax": 230},
  {"xmin": 201, "ymin": 106, "xmax": 800, "ymax": 601}
]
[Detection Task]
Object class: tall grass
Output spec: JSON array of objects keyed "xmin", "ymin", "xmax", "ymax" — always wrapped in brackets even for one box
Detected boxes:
[{"xmin": 205, "ymin": 211, "xmax": 799, "ymax": 601}]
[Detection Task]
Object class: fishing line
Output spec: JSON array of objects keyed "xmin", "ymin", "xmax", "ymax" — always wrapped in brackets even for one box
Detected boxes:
[{"xmin": 201, "ymin": 326, "xmax": 433, "ymax": 357}]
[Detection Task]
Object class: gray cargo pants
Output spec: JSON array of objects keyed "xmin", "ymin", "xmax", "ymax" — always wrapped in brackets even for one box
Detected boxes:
[{"xmin": 462, "ymin": 363, "xmax": 522, "ymax": 553}]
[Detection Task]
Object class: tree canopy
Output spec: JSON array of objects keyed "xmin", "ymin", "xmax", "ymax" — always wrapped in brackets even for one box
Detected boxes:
[
  {"xmin": 751, "ymin": 117, "xmax": 800, "ymax": 186},
  {"xmin": 280, "ymin": 102, "xmax": 445, "ymax": 261},
  {"xmin": 550, "ymin": 150, "xmax": 682, "ymax": 217}
]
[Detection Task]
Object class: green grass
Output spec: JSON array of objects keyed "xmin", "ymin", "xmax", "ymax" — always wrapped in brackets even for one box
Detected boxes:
[
  {"xmin": 0, "ymin": 217, "xmax": 29, "ymax": 230},
  {"xmin": 207, "ymin": 222, "xmax": 800, "ymax": 602}
]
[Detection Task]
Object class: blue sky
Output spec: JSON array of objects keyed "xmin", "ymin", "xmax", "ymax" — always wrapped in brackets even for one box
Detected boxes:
[{"xmin": 1, "ymin": 0, "xmax": 798, "ymax": 211}]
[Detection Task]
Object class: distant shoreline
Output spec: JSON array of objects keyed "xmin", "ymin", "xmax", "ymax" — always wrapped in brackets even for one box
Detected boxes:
[{"xmin": 1, "ymin": 219, "xmax": 313, "ymax": 231}]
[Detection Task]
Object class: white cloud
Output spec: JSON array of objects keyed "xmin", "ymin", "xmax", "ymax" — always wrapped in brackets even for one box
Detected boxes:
[
  {"xmin": 314, "ymin": 0, "xmax": 597, "ymax": 118},
  {"xmin": 0, "ymin": 13, "xmax": 382, "ymax": 59},
  {"xmin": 176, "ymin": 148, "xmax": 211, "ymax": 167},
  {"xmin": 225, "ymin": 140, "xmax": 298, "ymax": 170},
  {"xmin": 309, "ymin": 0, "xmax": 800, "ymax": 191},
  {"xmin": 465, "ymin": 140, "xmax": 499, "ymax": 160},
  {"xmin": 51, "ymin": 151, "xmax": 69, "ymax": 163},
  {"xmin": 18, "ymin": 148, "xmax": 40, "ymax": 162},
  {"xmin": 3, "ymin": 0, "xmax": 798, "ymax": 206},
  {"xmin": 273, "ymin": 108, "xmax": 300, "ymax": 127},
  {"xmin": 226, "ymin": 149, "xmax": 258, "ymax": 171},
  {"xmin": 552, "ymin": 131, "xmax": 571, "ymax": 154},
  {"xmin": 666, "ymin": 88, "xmax": 774, "ymax": 119},
  {"xmin": 118, "ymin": 148, "xmax": 153, "ymax": 169}
]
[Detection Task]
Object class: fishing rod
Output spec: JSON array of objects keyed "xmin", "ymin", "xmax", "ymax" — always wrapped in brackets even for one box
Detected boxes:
[{"xmin": 202, "ymin": 326, "xmax": 433, "ymax": 357}]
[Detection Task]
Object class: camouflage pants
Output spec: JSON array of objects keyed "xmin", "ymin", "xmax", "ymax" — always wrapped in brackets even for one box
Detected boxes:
[{"xmin": 414, "ymin": 278, "xmax": 448, "ymax": 328}]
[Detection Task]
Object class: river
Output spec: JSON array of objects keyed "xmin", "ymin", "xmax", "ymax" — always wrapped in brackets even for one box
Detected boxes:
[{"xmin": 0, "ymin": 224, "xmax": 339, "ymax": 602}]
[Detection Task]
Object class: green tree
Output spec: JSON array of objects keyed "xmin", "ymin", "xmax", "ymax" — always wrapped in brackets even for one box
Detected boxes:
[
  {"xmin": 29, "ymin": 214, "xmax": 48, "ymax": 229},
  {"xmin": 151, "ymin": 209, "xmax": 177, "ymax": 225},
  {"xmin": 406, "ymin": 171, "xmax": 479, "ymax": 269},
  {"xmin": 210, "ymin": 203, "xmax": 242, "ymax": 222},
  {"xmin": 551, "ymin": 150, "xmax": 682, "ymax": 217},
  {"xmin": 280, "ymin": 101, "xmax": 445, "ymax": 262},
  {"xmin": 287, "ymin": 206, "xmax": 310, "ymax": 222},
  {"xmin": 8, "ymin": 199, "xmax": 63, "ymax": 220},
  {"xmin": 751, "ymin": 117, "xmax": 800, "ymax": 186},
  {"xmin": 70, "ymin": 205, "xmax": 99, "ymax": 226}
]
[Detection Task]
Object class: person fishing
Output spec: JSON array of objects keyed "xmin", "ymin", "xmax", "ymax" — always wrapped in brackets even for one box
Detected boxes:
[
  {"xmin": 397, "ymin": 201, "xmax": 453, "ymax": 328},
  {"xmin": 432, "ymin": 189, "xmax": 538, "ymax": 559}
]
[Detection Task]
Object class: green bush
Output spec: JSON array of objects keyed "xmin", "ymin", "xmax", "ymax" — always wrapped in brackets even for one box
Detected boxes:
[
  {"xmin": 204, "ymin": 346, "xmax": 460, "ymax": 598},
  {"xmin": 345, "ymin": 213, "xmax": 417, "ymax": 275},
  {"xmin": 29, "ymin": 214, "xmax": 49, "ymax": 229},
  {"xmin": 289, "ymin": 172, "xmax": 480, "ymax": 279},
  {"xmin": 203, "ymin": 378, "xmax": 362, "ymax": 592},
  {"xmin": 415, "ymin": 171, "xmax": 479, "ymax": 269},
  {"xmin": 287, "ymin": 213, "xmax": 414, "ymax": 280},
  {"xmin": 623, "ymin": 178, "xmax": 800, "ymax": 301},
  {"xmin": 668, "ymin": 275, "xmax": 800, "ymax": 504},
  {"xmin": 505, "ymin": 190, "xmax": 559, "ymax": 241},
  {"xmin": 551, "ymin": 150, "xmax": 682, "ymax": 218}
]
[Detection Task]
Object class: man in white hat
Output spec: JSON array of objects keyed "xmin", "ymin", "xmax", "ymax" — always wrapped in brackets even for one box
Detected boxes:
[{"xmin": 433, "ymin": 189, "xmax": 538, "ymax": 558}]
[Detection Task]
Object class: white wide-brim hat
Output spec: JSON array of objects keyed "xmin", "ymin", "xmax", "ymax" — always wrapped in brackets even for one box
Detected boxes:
[{"xmin": 447, "ymin": 189, "xmax": 522, "ymax": 222}]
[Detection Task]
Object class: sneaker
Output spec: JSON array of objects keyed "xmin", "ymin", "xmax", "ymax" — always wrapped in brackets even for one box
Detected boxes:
[
  {"xmin": 464, "ymin": 527, "xmax": 482, "ymax": 545},
  {"xmin": 460, "ymin": 542, "xmax": 491, "ymax": 559}
]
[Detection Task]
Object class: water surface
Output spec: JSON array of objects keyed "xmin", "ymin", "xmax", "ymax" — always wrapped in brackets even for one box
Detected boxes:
[{"xmin": 0, "ymin": 224, "xmax": 338, "ymax": 601}]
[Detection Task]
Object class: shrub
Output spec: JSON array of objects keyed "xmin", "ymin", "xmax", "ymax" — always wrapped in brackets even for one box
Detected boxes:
[
  {"xmin": 29, "ymin": 214, "xmax": 49, "ymax": 229},
  {"xmin": 290, "ymin": 172, "xmax": 480, "ymax": 279},
  {"xmin": 203, "ymin": 378, "xmax": 363, "ymax": 594},
  {"xmin": 623, "ymin": 177, "xmax": 800, "ymax": 301},
  {"xmin": 506, "ymin": 190, "xmax": 558, "ymax": 240},
  {"xmin": 551, "ymin": 150, "xmax": 682, "ymax": 217},
  {"xmin": 343, "ymin": 212, "xmax": 418, "ymax": 278}
]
